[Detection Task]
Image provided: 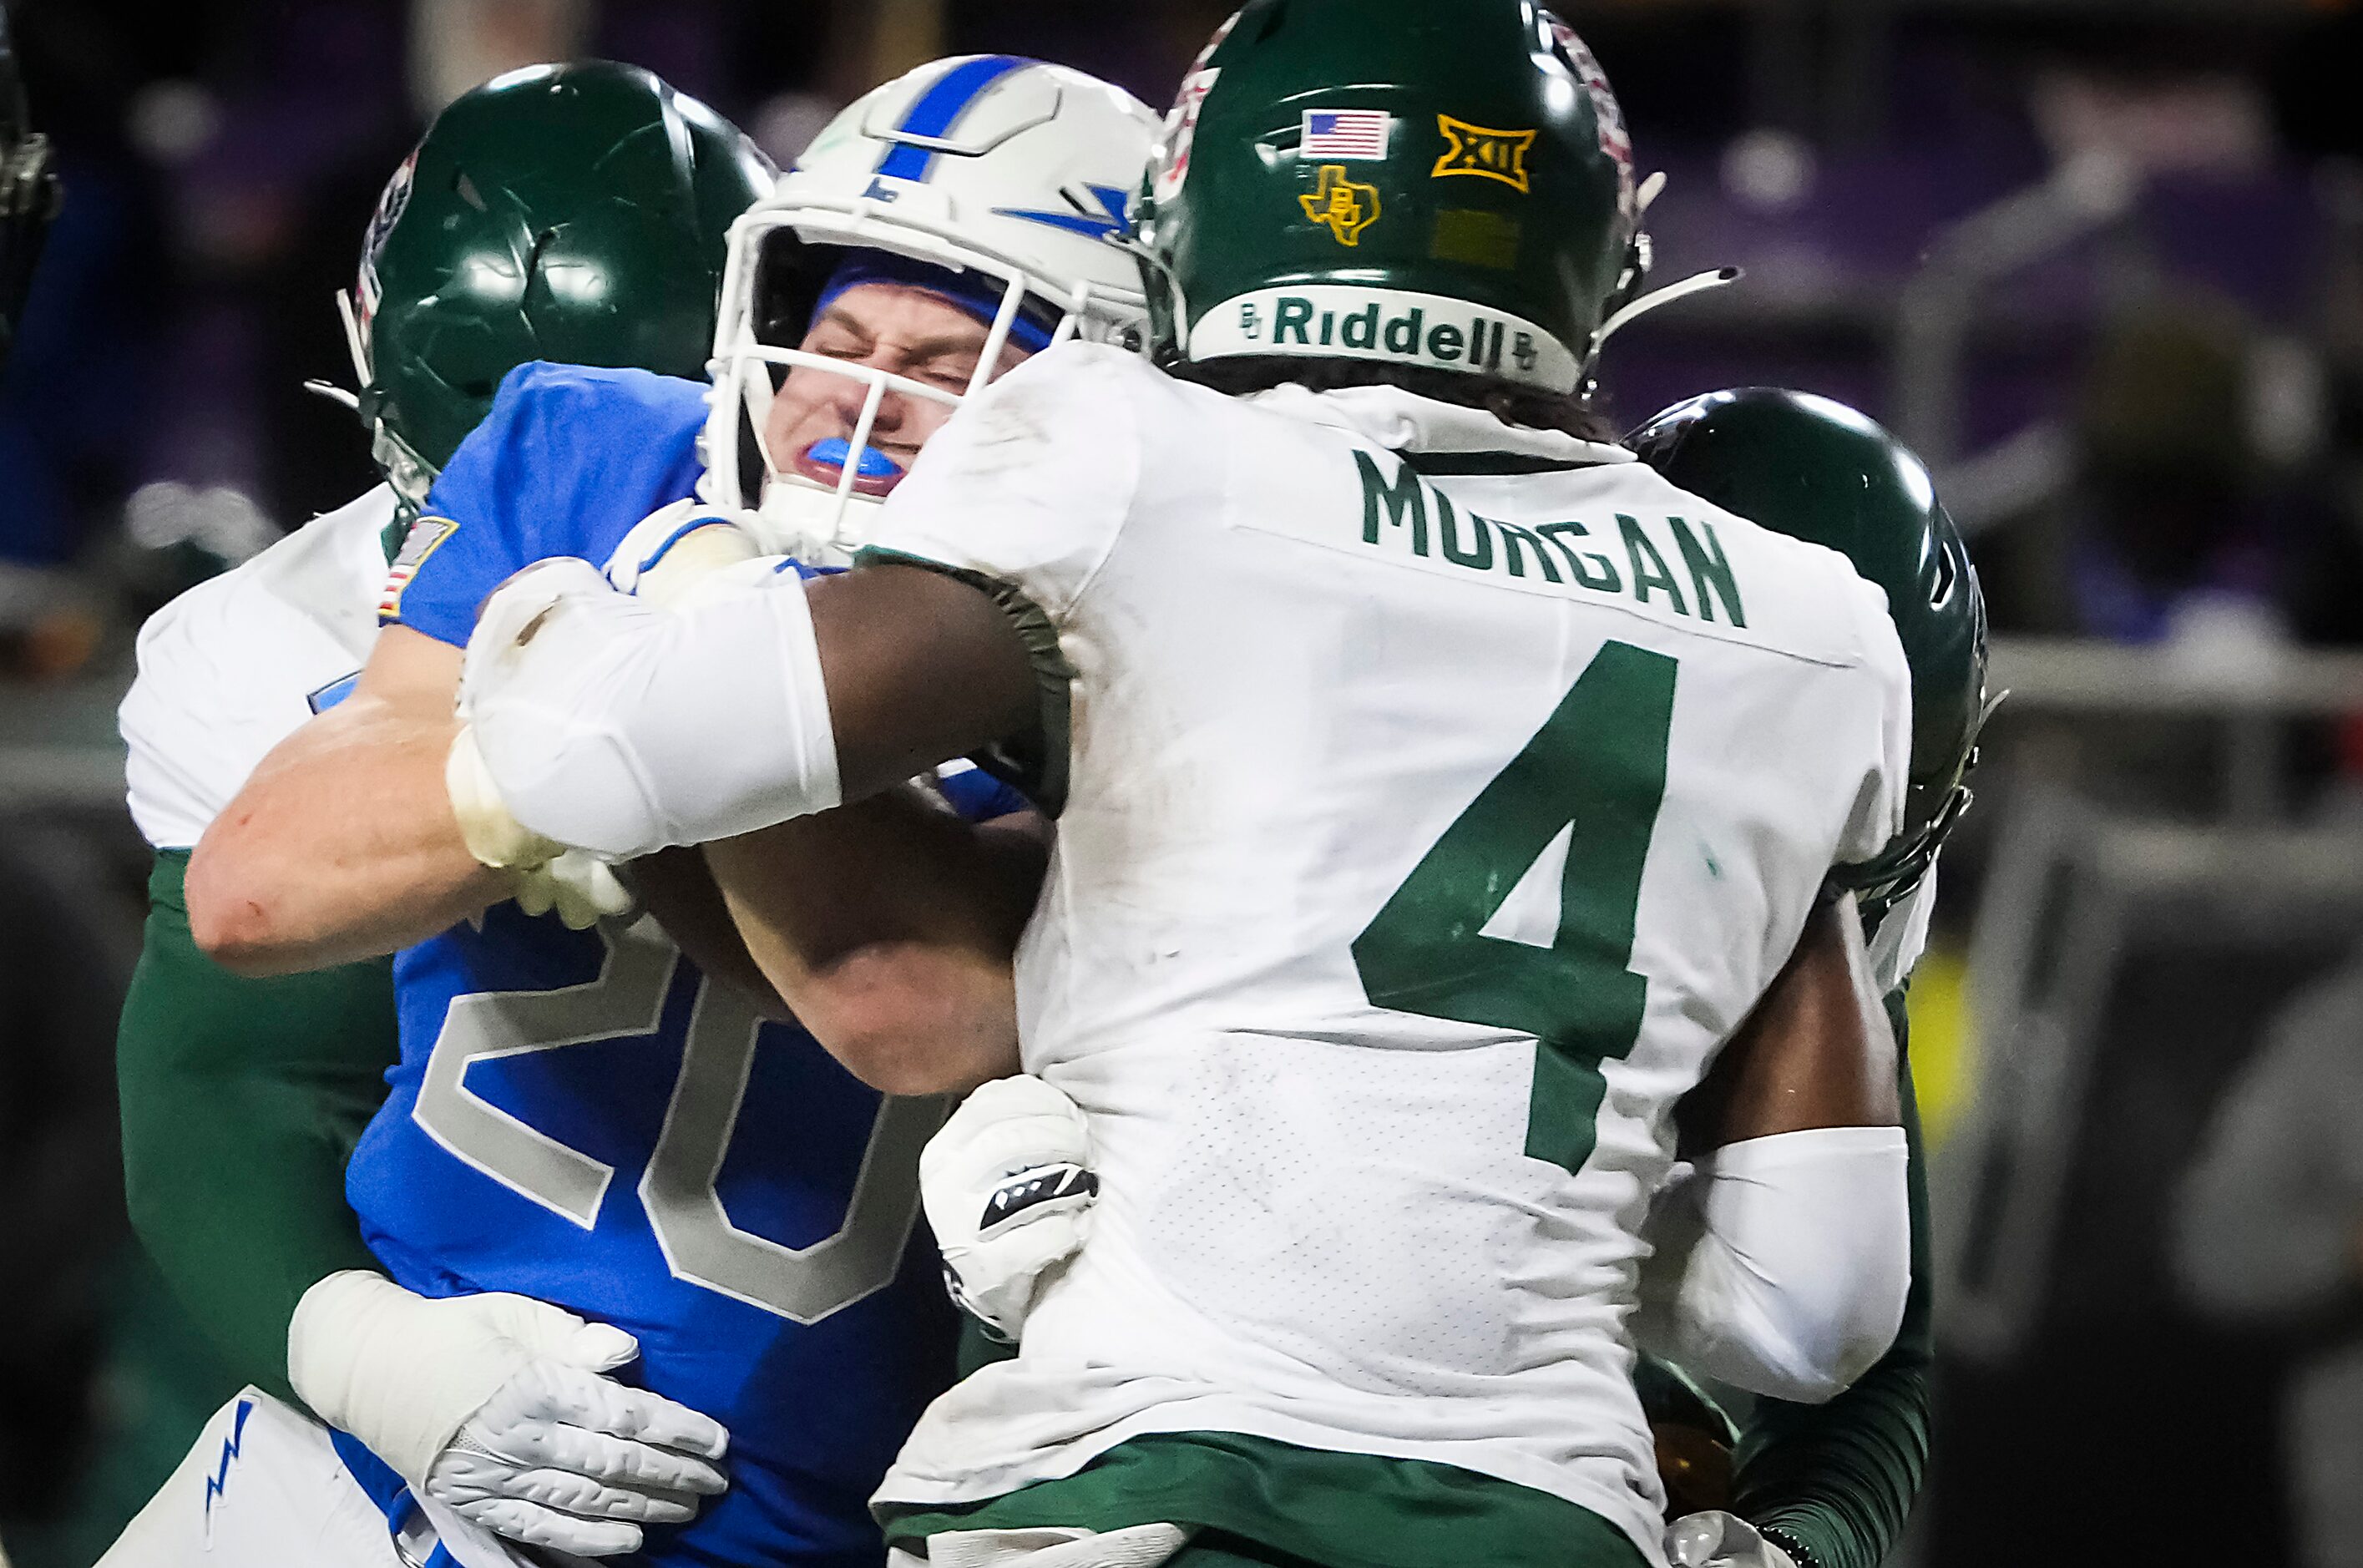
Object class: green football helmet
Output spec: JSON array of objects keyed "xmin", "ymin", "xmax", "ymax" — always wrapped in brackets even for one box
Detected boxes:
[
  {"xmin": 1628, "ymin": 388, "xmax": 1991, "ymax": 915},
  {"xmin": 344, "ymin": 61, "xmax": 775, "ymax": 511},
  {"xmin": 1134, "ymin": 0, "xmax": 1648, "ymax": 396}
]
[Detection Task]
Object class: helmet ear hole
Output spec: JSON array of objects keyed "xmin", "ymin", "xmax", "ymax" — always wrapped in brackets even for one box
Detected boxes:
[
  {"xmin": 736, "ymin": 403, "xmax": 767, "ymax": 502},
  {"xmin": 755, "ymin": 228, "xmax": 825, "ymax": 350}
]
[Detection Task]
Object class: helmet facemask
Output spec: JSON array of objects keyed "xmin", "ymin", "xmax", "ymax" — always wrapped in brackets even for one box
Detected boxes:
[{"xmin": 704, "ymin": 199, "xmax": 1131, "ymax": 566}]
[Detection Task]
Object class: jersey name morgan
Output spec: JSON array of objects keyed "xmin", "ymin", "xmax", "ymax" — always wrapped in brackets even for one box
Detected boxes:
[
  {"xmin": 861, "ymin": 344, "xmax": 1912, "ymax": 1560},
  {"xmin": 1335, "ymin": 450, "xmax": 1748, "ymax": 625}
]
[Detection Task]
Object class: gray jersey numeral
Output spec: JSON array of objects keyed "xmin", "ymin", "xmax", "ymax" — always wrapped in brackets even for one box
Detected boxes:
[{"xmin": 410, "ymin": 918, "xmax": 941, "ymax": 1323}]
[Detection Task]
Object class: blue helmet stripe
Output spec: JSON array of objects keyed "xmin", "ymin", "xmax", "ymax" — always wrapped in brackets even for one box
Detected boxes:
[{"xmin": 874, "ymin": 55, "xmax": 1034, "ymax": 184}]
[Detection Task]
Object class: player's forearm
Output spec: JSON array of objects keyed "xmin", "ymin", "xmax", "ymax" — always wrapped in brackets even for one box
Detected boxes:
[
  {"xmin": 121, "ymin": 853, "xmax": 394, "ymax": 1404},
  {"xmin": 630, "ymin": 847, "xmax": 797, "ymax": 1022},
  {"xmin": 1729, "ymin": 994, "xmax": 1935, "ymax": 1568},
  {"xmin": 188, "ymin": 702, "xmax": 504, "ymax": 974},
  {"xmin": 706, "ymin": 794, "xmax": 1044, "ymax": 1095},
  {"xmin": 1681, "ymin": 895, "xmax": 1900, "ymax": 1152},
  {"xmin": 1639, "ymin": 908, "xmax": 1910, "ymax": 1406}
]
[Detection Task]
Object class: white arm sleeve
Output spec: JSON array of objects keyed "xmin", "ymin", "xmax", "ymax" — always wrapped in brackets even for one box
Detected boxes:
[
  {"xmin": 1633, "ymin": 1125, "xmax": 1911, "ymax": 1404},
  {"xmin": 458, "ymin": 558, "xmax": 840, "ymax": 859}
]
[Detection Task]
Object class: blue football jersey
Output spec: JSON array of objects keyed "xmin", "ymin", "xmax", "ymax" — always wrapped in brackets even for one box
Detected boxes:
[
  {"xmin": 347, "ymin": 362, "xmax": 1025, "ymax": 1566},
  {"xmin": 382, "ymin": 362, "xmax": 710, "ymax": 642}
]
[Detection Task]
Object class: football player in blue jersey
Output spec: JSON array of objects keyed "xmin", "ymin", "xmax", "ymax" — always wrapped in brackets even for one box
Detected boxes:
[
  {"xmin": 137, "ymin": 55, "xmax": 1157, "ymax": 1568},
  {"xmin": 107, "ymin": 59, "xmax": 777, "ymax": 1568}
]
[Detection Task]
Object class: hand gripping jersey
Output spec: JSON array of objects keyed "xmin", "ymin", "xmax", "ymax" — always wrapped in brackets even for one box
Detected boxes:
[
  {"xmin": 358, "ymin": 361, "xmax": 1025, "ymax": 1567},
  {"xmin": 863, "ymin": 346, "xmax": 1912, "ymax": 1565}
]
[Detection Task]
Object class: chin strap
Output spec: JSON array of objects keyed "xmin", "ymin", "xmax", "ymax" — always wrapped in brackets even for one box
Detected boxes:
[
  {"xmin": 1575, "ymin": 169, "xmax": 1744, "ymax": 396},
  {"xmin": 1587, "ymin": 266, "xmax": 1743, "ymax": 361}
]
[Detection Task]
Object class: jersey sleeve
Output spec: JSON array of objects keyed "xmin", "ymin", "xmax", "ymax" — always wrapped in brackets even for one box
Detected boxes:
[
  {"xmin": 860, "ymin": 341, "xmax": 1142, "ymax": 624},
  {"xmin": 119, "ymin": 852, "xmax": 396, "ymax": 1404},
  {"xmin": 121, "ymin": 574, "xmax": 342, "ymax": 850},
  {"xmin": 387, "ymin": 362, "xmax": 711, "ymax": 647}
]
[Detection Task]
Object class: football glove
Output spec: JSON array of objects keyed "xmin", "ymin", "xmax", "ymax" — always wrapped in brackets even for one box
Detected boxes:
[
  {"xmin": 508, "ymin": 849, "xmax": 637, "ymax": 931},
  {"xmin": 921, "ymin": 1075, "xmax": 1099, "ymax": 1343},
  {"xmin": 1665, "ymin": 1512, "xmax": 1799, "ymax": 1568},
  {"xmin": 446, "ymin": 722, "xmax": 634, "ymax": 929},
  {"xmin": 287, "ymin": 1270, "xmax": 730, "ymax": 1557}
]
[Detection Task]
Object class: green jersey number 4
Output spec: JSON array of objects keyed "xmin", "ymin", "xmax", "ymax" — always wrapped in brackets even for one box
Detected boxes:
[{"xmin": 1352, "ymin": 640, "xmax": 1677, "ymax": 1176}]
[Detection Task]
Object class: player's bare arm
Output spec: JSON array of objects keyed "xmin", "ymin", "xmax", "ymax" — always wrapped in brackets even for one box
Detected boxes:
[
  {"xmin": 707, "ymin": 793, "xmax": 1050, "ymax": 1095},
  {"xmin": 1633, "ymin": 891, "xmax": 1911, "ymax": 1407},
  {"xmin": 1677, "ymin": 893, "xmax": 1900, "ymax": 1154},
  {"xmin": 705, "ymin": 563, "xmax": 1046, "ymax": 1093},
  {"xmin": 186, "ymin": 624, "xmax": 501, "ymax": 975}
]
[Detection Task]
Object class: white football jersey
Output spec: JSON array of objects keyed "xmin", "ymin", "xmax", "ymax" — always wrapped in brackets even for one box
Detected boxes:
[
  {"xmin": 865, "ymin": 346, "xmax": 1912, "ymax": 1558},
  {"xmin": 120, "ymin": 486, "xmax": 397, "ymax": 849}
]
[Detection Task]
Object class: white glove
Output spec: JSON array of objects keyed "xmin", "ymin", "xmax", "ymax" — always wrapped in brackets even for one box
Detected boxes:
[
  {"xmin": 448, "ymin": 705, "xmax": 635, "ymax": 929},
  {"xmin": 446, "ymin": 719, "xmax": 564, "ymax": 873},
  {"xmin": 1665, "ymin": 1511, "xmax": 1799, "ymax": 1568},
  {"xmin": 921, "ymin": 1075, "xmax": 1099, "ymax": 1342},
  {"xmin": 288, "ymin": 1271, "xmax": 729, "ymax": 1557},
  {"xmin": 603, "ymin": 500, "xmax": 766, "ymax": 608},
  {"xmin": 509, "ymin": 851, "xmax": 637, "ymax": 930}
]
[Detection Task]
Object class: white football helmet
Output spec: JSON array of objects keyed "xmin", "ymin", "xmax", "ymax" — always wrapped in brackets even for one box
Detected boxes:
[{"xmin": 703, "ymin": 56, "xmax": 1157, "ymax": 564}]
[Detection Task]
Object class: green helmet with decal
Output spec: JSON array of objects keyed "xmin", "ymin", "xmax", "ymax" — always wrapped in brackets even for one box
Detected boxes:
[
  {"xmin": 347, "ymin": 61, "xmax": 775, "ymax": 512},
  {"xmin": 1135, "ymin": 0, "xmax": 1644, "ymax": 397},
  {"xmin": 1628, "ymin": 388, "xmax": 1991, "ymax": 915}
]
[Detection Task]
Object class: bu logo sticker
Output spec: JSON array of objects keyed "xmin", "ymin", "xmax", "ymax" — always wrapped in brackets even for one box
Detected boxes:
[
  {"xmin": 1433, "ymin": 116, "xmax": 1538, "ymax": 193},
  {"xmin": 1300, "ymin": 164, "xmax": 1381, "ymax": 247}
]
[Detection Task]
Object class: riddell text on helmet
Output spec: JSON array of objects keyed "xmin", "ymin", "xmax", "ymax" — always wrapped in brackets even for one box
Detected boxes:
[{"xmin": 1192, "ymin": 284, "xmax": 1581, "ymax": 391}]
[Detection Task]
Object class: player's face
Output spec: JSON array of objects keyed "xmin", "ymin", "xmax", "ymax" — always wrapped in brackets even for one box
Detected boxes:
[{"xmin": 763, "ymin": 282, "xmax": 1034, "ymax": 492}]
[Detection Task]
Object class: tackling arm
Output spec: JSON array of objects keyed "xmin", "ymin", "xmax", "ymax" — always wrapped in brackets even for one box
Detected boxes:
[
  {"xmin": 1723, "ymin": 987, "xmax": 1934, "ymax": 1568},
  {"xmin": 1637, "ymin": 897, "xmax": 1911, "ymax": 1406},
  {"xmin": 119, "ymin": 851, "xmax": 394, "ymax": 1404},
  {"xmin": 706, "ymin": 794, "xmax": 1049, "ymax": 1095},
  {"xmin": 1677, "ymin": 893, "xmax": 1900, "ymax": 1150},
  {"xmin": 456, "ymin": 556, "xmax": 1048, "ymax": 1094},
  {"xmin": 707, "ymin": 558, "xmax": 1053, "ymax": 1095},
  {"xmin": 185, "ymin": 625, "xmax": 507, "ymax": 974}
]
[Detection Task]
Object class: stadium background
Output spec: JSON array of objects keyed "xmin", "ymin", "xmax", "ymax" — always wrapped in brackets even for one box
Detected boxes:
[{"xmin": 4, "ymin": 0, "xmax": 2361, "ymax": 1561}]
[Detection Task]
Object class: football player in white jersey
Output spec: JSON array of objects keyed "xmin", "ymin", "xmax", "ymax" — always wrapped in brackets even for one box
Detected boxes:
[{"xmin": 431, "ymin": 5, "xmax": 1927, "ymax": 1567}]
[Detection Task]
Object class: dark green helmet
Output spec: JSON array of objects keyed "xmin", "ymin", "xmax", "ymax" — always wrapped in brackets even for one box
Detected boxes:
[
  {"xmin": 1135, "ymin": 0, "xmax": 1642, "ymax": 397},
  {"xmin": 1628, "ymin": 388, "xmax": 1991, "ymax": 914},
  {"xmin": 347, "ymin": 61, "xmax": 775, "ymax": 509}
]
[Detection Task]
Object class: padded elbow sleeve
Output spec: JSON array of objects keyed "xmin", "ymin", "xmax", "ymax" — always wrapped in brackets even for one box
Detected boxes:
[
  {"xmin": 1636, "ymin": 1125, "xmax": 1910, "ymax": 1404},
  {"xmin": 461, "ymin": 559, "xmax": 841, "ymax": 859}
]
